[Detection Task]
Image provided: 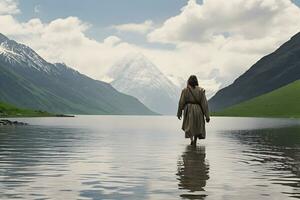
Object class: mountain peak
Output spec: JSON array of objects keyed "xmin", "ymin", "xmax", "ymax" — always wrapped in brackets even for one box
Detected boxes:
[
  {"xmin": 0, "ymin": 35, "xmax": 155, "ymax": 115},
  {"xmin": 107, "ymin": 53, "xmax": 180, "ymax": 114},
  {"xmin": 115, "ymin": 52, "xmax": 153, "ymax": 68},
  {"xmin": 108, "ymin": 52, "xmax": 161, "ymax": 81},
  {"xmin": 0, "ymin": 33, "xmax": 54, "ymax": 73}
]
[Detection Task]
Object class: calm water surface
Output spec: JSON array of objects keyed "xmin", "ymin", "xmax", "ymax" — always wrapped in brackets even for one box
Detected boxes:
[{"xmin": 0, "ymin": 116, "xmax": 300, "ymax": 200}]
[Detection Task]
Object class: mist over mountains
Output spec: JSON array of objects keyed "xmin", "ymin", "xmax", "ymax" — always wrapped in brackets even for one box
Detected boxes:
[
  {"xmin": 0, "ymin": 33, "xmax": 155, "ymax": 115},
  {"xmin": 2, "ymin": 29, "xmax": 299, "ymax": 116},
  {"xmin": 107, "ymin": 53, "xmax": 180, "ymax": 115}
]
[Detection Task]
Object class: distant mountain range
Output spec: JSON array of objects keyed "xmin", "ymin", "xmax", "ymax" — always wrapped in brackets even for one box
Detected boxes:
[
  {"xmin": 108, "ymin": 53, "xmax": 180, "ymax": 115},
  {"xmin": 209, "ymin": 32, "xmax": 300, "ymax": 112},
  {"xmin": 3, "ymin": 30, "xmax": 298, "ymax": 117},
  {"xmin": 0, "ymin": 33, "xmax": 156, "ymax": 115}
]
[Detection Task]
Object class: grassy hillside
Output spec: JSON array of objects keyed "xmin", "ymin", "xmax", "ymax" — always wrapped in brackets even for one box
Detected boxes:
[
  {"xmin": 0, "ymin": 33, "xmax": 156, "ymax": 115},
  {"xmin": 0, "ymin": 101, "xmax": 54, "ymax": 117},
  {"xmin": 209, "ymin": 32, "xmax": 300, "ymax": 112},
  {"xmin": 214, "ymin": 80, "xmax": 300, "ymax": 118}
]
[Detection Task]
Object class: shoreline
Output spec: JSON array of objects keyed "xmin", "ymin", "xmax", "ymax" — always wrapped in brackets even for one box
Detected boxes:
[
  {"xmin": 0, "ymin": 114, "xmax": 75, "ymax": 118},
  {"xmin": 0, "ymin": 115, "xmax": 74, "ymax": 126}
]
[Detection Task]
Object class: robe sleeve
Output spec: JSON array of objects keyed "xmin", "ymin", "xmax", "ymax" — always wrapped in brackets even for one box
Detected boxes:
[
  {"xmin": 201, "ymin": 90, "xmax": 210, "ymax": 120},
  {"xmin": 177, "ymin": 89, "xmax": 186, "ymax": 118}
]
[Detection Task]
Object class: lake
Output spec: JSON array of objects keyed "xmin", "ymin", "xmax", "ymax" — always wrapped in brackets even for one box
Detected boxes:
[{"xmin": 0, "ymin": 116, "xmax": 300, "ymax": 200}]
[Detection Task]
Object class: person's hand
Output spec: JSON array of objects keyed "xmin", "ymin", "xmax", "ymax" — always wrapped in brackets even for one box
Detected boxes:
[
  {"xmin": 177, "ymin": 115, "xmax": 182, "ymax": 120},
  {"xmin": 206, "ymin": 117, "xmax": 210, "ymax": 123}
]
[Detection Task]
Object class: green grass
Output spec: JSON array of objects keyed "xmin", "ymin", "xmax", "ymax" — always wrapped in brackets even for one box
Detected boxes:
[
  {"xmin": 214, "ymin": 80, "xmax": 300, "ymax": 118},
  {"xmin": 0, "ymin": 101, "xmax": 55, "ymax": 117}
]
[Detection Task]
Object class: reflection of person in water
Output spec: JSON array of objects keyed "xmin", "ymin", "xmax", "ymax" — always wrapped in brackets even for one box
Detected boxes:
[{"xmin": 177, "ymin": 145, "xmax": 209, "ymax": 198}]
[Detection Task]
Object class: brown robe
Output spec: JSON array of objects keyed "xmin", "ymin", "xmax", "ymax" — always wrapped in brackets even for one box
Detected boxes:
[{"xmin": 177, "ymin": 86, "xmax": 210, "ymax": 139}]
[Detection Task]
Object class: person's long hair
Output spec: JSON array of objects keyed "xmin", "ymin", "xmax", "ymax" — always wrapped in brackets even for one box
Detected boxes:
[{"xmin": 187, "ymin": 75, "xmax": 199, "ymax": 89}]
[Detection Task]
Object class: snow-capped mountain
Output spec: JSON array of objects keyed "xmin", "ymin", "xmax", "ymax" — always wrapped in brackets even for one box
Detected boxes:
[
  {"xmin": 107, "ymin": 53, "xmax": 180, "ymax": 115},
  {"xmin": 0, "ymin": 34, "xmax": 53, "ymax": 73},
  {"xmin": 0, "ymin": 33, "xmax": 155, "ymax": 115}
]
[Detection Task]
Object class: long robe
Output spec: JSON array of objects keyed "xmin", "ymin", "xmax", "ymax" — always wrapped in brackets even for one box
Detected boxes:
[{"xmin": 177, "ymin": 86, "xmax": 210, "ymax": 139}]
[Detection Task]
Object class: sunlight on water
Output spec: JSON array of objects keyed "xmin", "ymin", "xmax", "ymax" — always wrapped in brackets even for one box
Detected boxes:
[{"xmin": 0, "ymin": 116, "xmax": 300, "ymax": 199}]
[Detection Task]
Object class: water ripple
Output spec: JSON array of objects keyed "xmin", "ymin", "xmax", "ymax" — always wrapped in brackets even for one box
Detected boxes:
[{"xmin": 0, "ymin": 116, "xmax": 300, "ymax": 199}]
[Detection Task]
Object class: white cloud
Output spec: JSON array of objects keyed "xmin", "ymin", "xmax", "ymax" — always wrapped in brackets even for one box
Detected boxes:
[
  {"xmin": 112, "ymin": 20, "xmax": 154, "ymax": 34},
  {"xmin": 148, "ymin": 0, "xmax": 300, "ymax": 44},
  {"xmin": 0, "ymin": 0, "xmax": 19, "ymax": 15},
  {"xmin": 0, "ymin": 15, "xmax": 122, "ymax": 76},
  {"xmin": 103, "ymin": 36, "xmax": 122, "ymax": 47},
  {"xmin": 146, "ymin": 0, "xmax": 300, "ymax": 93},
  {"xmin": 1, "ymin": 0, "xmax": 300, "ymax": 97}
]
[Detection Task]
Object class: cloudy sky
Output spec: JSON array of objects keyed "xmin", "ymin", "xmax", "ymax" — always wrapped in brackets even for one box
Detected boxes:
[{"xmin": 1, "ymin": 0, "xmax": 300, "ymax": 96}]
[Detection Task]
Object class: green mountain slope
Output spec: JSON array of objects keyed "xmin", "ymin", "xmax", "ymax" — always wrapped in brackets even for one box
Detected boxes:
[
  {"xmin": 0, "ymin": 33, "xmax": 156, "ymax": 115},
  {"xmin": 209, "ymin": 32, "xmax": 300, "ymax": 112},
  {"xmin": 214, "ymin": 80, "xmax": 300, "ymax": 118},
  {"xmin": 0, "ymin": 101, "xmax": 53, "ymax": 117}
]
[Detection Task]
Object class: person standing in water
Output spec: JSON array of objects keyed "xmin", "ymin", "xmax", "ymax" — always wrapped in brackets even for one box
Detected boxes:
[{"xmin": 177, "ymin": 75, "xmax": 210, "ymax": 146}]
